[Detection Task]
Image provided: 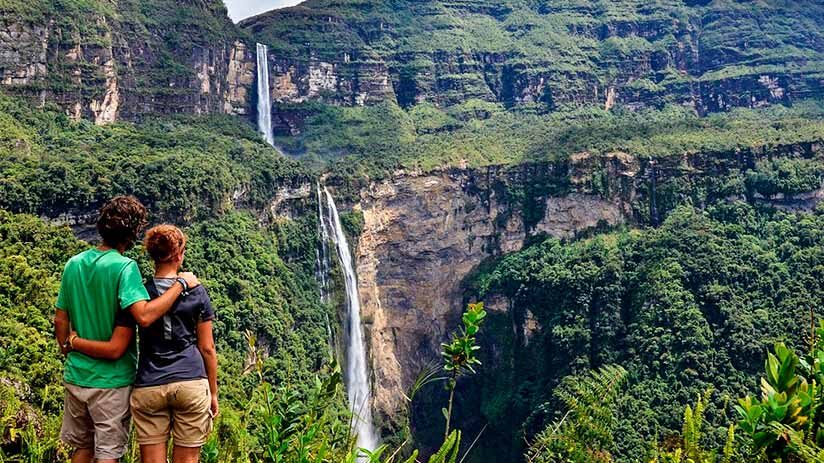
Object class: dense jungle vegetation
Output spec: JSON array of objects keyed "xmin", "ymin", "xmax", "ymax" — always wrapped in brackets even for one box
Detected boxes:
[
  {"xmin": 0, "ymin": 94, "xmax": 309, "ymax": 220},
  {"xmin": 461, "ymin": 202, "xmax": 824, "ymax": 461}
]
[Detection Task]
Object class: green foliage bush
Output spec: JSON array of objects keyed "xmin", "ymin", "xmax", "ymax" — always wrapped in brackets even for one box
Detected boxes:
[
  {"xmin": 746, "ymin": 158, "xmax": 824, "ymax": 198},
  {"xmin": 0, "ymin": 211, "xmax": 87, "ymax": 417},
  {"xmin": 735, "ymin": 328, "xmax": 824, "ymax": 461},
  {"xmin": 526, "ymin": 365, "xmax": 628, "ymax": 463}
]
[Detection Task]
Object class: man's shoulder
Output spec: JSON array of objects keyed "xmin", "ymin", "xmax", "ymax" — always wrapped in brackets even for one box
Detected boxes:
[
  {"xmin": 63, "ymin": 248, "xmax": 94, "ymax": 271},
  {"xmin": 66, "ymin": 248, "xmax": 93, "ymax": 263},
  {"xmin": 95, "ymin": 250, "xmax": 137, "ymax": 269},
  {"xmin": 66, "ymin": 249, "xmax": 136, "ymax": 274}
]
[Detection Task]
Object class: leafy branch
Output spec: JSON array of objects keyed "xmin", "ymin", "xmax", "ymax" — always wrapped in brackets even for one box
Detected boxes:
[{"xmin": 440, "ymin": 303, "xmax": 487, "ymax": 439}]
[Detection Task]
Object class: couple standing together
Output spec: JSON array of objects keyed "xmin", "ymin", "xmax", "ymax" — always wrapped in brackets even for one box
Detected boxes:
[{"xmin": 54, "ymin": 196, "xmax": 218, "ymax": 462}]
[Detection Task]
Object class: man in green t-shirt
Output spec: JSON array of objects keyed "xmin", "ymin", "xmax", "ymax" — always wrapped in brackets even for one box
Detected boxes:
[{"xmin": 54, "ymin": 196, "xmax": 199, "ymax": 463}]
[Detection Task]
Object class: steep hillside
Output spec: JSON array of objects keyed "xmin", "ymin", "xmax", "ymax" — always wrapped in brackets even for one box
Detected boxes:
[
  {"xmin": 243, "ymin": 0, "xmax": 824, "ymax": 129},
  {"xmin": 0, "ymin": 0, "xmax": 255, "ymax": 122}
]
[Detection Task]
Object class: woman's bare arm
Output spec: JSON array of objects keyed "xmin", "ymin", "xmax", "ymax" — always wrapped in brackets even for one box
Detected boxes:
[
  {"xmin": 197, "ymin": 320, "xmax": 219, "ymax": 417},
  {"xmin": 70, "ymin": 326, "xmax": 134, "ymax": 360}
]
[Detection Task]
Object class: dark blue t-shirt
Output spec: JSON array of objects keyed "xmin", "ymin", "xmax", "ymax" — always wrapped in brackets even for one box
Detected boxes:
[{"xmin": 134, "ymin": 278, "xmax": 215, "ymax": 387}]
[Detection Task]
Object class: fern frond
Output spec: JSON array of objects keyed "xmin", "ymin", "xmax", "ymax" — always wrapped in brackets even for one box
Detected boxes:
[
  {"xmin": 527, "ymin": 364, "xmax": 628, "ymax": 463},
  {"xmin": 429, "ymin": 431, "xmax": 461, "ymax": 463},
  {"xmin": 721, "ymin": 425, "xmax": 736, "ymax": 463},
  {"xmin": 769, "ymin": 422, "xmax": 824, "ymax": 462}
]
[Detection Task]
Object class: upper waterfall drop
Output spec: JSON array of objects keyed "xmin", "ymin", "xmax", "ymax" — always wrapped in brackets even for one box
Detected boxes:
[
  {"xmin": 256, "ymin": 43, "xmax": 274, "ymax": 146},
  {"xmin": 321, "ymin": 186, "xmax": 379, "ymax": 455}
]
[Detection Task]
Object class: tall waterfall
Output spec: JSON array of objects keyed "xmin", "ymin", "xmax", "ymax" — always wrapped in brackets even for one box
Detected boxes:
[
  {"xmin": 316, "ymin": 184, "xmax": 331, "ymax": 304},
  {"xmin": 316, "ymin": 185, "xmax": 334, "ymax": 355},
  {"xmin": 256, "ymin": 43, "xmax": 274, "ymax": 146},
  {"xmin": 319, "ymin": 186, "xmax": 379, "ymax": 454}
]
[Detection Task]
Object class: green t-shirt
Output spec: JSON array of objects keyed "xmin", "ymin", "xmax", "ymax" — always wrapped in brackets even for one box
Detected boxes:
[{"xmin": 56, "ymin": 248, "xmax": 150, "ymax": 388}]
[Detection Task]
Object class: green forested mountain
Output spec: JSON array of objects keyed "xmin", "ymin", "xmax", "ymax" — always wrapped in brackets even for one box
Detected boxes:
[
  {"xmin": 233, "ymin": 0, "xmax": 824, "ymax": 182},
  {"xmin": 243, "ymin": 0, "xmax": 824, "ymax": 141},
  {"xmin": 2, "ymin": 0, "xmax": 824, "ymax": 462}
]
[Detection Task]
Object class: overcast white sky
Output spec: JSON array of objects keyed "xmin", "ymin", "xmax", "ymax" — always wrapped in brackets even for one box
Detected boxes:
[{"xmin": 224, "ymin": 0, "xmax": 303, "ymax": 22}]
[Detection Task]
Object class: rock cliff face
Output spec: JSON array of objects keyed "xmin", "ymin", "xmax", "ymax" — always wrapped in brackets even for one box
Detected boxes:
[
  {"xmin": 0, "ymin": 20, "xmax": 48, "ymax": 96},
  {"xmin": 224, "ymin": 41, "xmax": 257, "ymax": 116},
  {"xmin": 268, "ymin": 54, "xmax": 394, "ymax": 107},
  {"xmin": 354, "ymin": 157, "xmax": 635, "ymax": 427},
  {"xmin": 0, "ymin": 1, "xmax": 256, "ymax": 123},
  {"xmin": 244, "ymin": 0, "xmax": 824, "ymax": 120},
  {"xmin": 353, "ymin": 142, "xmax": 824, "ymax": 429}
]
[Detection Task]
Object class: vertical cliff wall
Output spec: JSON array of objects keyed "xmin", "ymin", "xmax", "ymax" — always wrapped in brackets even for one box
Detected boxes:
[
  {"xmin": 0, "ymin": 1, "xmax": 256, "ymax": 123},
  {"xmin": 353, "ymin": 143, "xmax": 824, "ymax": 429},
  {"xmin": 242, "ymin": 0, "xmax": 824, "ymax": 130}
]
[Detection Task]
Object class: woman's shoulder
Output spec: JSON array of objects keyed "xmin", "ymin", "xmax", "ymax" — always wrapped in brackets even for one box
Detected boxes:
[
  {"xmin": 189, "ymin": 283, "xmax": 209, "ymax": 298},
  {"xmin": 189, "ymin": 284, "xmax": 215, "ymax": 319}
]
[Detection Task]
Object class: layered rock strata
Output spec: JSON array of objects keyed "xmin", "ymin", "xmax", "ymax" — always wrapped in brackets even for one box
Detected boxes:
[{"xmin": 0, "ymin": 4, "xmax": 256, "ymax": 123}]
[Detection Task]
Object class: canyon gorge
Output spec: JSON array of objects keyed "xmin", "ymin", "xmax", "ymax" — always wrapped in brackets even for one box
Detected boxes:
[{"xmin": 3, "ymin": 0, "xmax": 824, "ymax": 461}]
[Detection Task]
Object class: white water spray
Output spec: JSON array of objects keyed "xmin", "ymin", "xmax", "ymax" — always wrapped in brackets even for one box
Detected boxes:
[
  {"xmin": 256, "ymin": 43, "xmax": 274, "ymax": 146},
  {"xmin": 316, "ymin": 184, "xmax": 332, "ymax": 304},
  {"xmin": 316, "ymin": 184, "xmax": 334, "ymax": 354},
  {"xmin": 321, "ymin": 187, "xmax": 379, "ymax": 454}
]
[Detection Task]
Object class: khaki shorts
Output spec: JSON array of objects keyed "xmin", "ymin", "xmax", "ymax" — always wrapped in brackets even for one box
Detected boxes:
[
  {"xmin": 130, "ymin": 378, "xmax": 213, "ymax": 447},
  {"xmin": 60, "ymin": 383, "xmax": 132, "ymax": 460}
]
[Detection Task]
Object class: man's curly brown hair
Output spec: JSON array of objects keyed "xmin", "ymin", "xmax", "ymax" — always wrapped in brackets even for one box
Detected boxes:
[
  {"xmin": 144, "ymin": 225, "xmax": 186, "ymax": 263},
  {"xmin": 97, "ymin": 196, "xmax": 148, "ymax": 250}
]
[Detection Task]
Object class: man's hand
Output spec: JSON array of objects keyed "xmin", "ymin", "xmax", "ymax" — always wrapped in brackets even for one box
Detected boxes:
[
  {"xmin": 130, "ymin": 272, "xmax": 197, "ymax": 328},
  {"xmin": 210, "ymin": 394, "xmax": 219, "ymax": 418},
  {"xmin": 178, "ymin": 272, "xmax": 200, "ymax": 289}
]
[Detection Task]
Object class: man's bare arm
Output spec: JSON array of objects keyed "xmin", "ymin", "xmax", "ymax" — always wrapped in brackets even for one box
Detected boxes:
[
  {"xmin": 54, "ymin": 309, "xmax": 71, "ymax": 355},
  {"xmin": 129, "ymin": 272, "xmax": 199, "ymax": 328}
]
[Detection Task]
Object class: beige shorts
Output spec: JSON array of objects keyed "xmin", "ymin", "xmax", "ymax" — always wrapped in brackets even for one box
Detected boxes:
[
  {"xmin": 60, "ymin": 383, "xmax": 132, "ymax": 460},
  {"xmin": 130, "ymin": 378, "xmax": 213, "ymax": 447}
]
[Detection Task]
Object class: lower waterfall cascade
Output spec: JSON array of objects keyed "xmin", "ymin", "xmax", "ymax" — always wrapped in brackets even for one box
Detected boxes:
[{"xmin": 317, "ymin": 186, "xmax": 379, "ymax": 454}]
